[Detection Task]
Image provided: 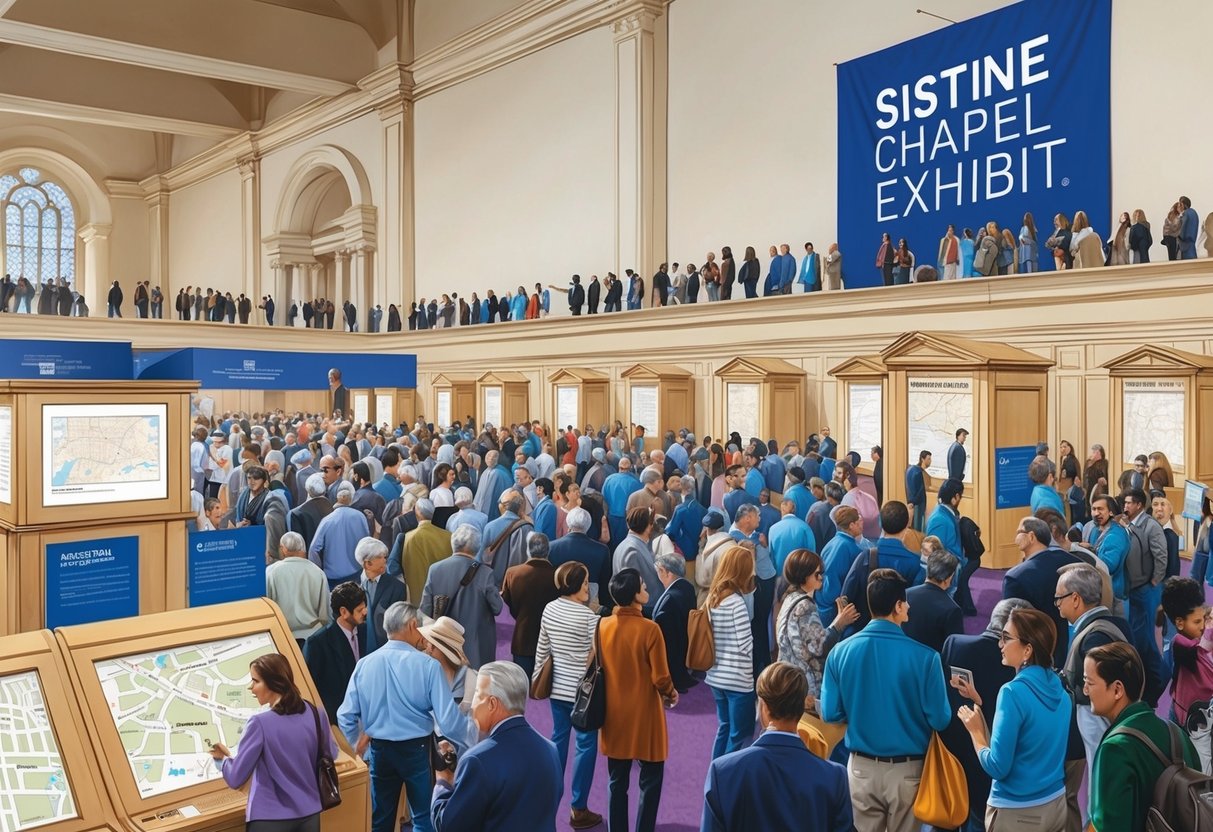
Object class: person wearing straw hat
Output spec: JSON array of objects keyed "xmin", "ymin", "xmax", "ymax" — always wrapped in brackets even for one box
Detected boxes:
[{"xmin": 420, "ymin": 616, "xmax": 478, "ymax": 705}]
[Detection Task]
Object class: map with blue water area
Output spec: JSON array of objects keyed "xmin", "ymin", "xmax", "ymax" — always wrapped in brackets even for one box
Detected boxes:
[
  {"xmin": 93, "ymin": 633, "xmax": 276, "ymax": 798},
  {"xmin": 49, "ymin": 415, "xmax": 161, "ymax": 489},
  {"xmin": 0, "ymin": 671, "xmax": 77, "ymax": 831}
]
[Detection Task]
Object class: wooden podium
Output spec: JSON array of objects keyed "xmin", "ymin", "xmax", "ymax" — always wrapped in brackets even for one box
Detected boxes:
[
  {"xmin": 0, "ymin": 380, "xmax": 196, "ymax": 636},
  {"xmin": 880, "ymin": 333, "xmax": 1054, "ymax": 569},
  {"xmin": 828, "ymin": 354, "xmax": 887, "ymax": 474}
]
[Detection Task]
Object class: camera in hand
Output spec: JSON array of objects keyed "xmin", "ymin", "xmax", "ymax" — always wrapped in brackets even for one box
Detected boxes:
[{"xmin": 431, "ymin": 737, "xmax": 458, "ymax": 772}]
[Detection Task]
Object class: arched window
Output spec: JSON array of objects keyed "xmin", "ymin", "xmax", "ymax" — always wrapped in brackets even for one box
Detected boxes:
[{"xmin": 1, "ymin": 166, "xmax": 76, "ymax": 284}]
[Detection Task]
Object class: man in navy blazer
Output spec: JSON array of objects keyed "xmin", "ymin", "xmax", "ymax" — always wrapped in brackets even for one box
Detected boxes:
[
  {"xmin": 702, "ymin": 662, "xmax": 851, "ymax": 832},
  {"xmin": 548, "ymin": 508, "xmax": 610, "ymax": 605},
  {"xmin": 902, "ymin": 548, "xmax": 964, "ymax": 653},
  {"xmin": 356, "ymin": 538, "xmax": 407, "ymax": 655},
  {"xmin": 939, "ymin": 599, "xmax": 1025, "ymax": 832},
  {"xmin": 1001, "ymin": 515, "xmax": 1082, "ymax": 666},
  {"xmin": 303, "ymin": 582, "xmax": 367, "ymax": 723},
  {"xmin": 432, "ymin": 662, "xmax": 562, "ymax": 832},
  {"xmin": 653, "ymin": 553, "xmax": 698, "ymax": 692}
]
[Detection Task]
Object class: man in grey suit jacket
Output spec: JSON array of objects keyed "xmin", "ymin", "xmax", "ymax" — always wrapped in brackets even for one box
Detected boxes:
[
  {"xmin": 613, "ymin": 506, "xmax": 662, "ymax": 616},
  {"xmin": 356, "ymin": 537, "xmax": 406, "ymax": 654},
  {"xmin": 420, "ymin": 525, "xmax": 503, "ymax": 669}
]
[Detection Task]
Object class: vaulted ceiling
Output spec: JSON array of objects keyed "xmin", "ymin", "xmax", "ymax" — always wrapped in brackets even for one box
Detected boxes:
[{"xmin": 0, "ymin": 0, "xmax": 401, "ymax": 140}]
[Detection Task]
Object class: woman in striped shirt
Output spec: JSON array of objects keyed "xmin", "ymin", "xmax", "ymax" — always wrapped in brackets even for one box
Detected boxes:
[
  {"xmin": 706, "ymin": 544, "xmax": 757, "ymax": 759},
  {"xmin": 533, "ymin": 561, "xmax": 603, "ymax": 829}
]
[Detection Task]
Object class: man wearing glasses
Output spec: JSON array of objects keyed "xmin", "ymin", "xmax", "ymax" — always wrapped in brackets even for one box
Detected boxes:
[
  {"xmin": 318, "ymin": 454, "xmax": 344, "ymax": 502},
  {"xmin": 1002, "ymin": 516, "xmax": 1081, "ymax": 666}
]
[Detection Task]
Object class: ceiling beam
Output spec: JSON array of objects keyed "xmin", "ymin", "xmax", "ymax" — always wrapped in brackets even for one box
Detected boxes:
[
  {"xmin": 0, "ymin": 19, "xmax": 355, "ymax": 96},
  {"xmin": 0, "ymin": 91, "xmax": 242, "ymax": 138}
]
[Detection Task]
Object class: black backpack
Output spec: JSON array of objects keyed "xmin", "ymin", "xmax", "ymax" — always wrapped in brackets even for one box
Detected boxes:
[
  {"xmin": 1112, "ymin": 721, "xmax": 1213, "ymax": 831},
  {"xmin": 959, "ymin": 516, "xmax": 985, "ymax": 563},
  {"xmin": 840, "ymin": 547, "xmax": 880, "ymax": 628}
]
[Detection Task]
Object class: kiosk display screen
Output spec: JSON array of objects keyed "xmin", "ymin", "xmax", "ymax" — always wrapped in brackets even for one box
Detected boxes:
[
  {"xmin": 0, "ymin": 670, "xmax": 77, "ymax": 831},
  {"xmin": 92, "ymin": 632, "xmax": 275, "ymax": 798},
  {"xmin": 42, "ymin": 403, "xmax": 169, "ymax": 507}
]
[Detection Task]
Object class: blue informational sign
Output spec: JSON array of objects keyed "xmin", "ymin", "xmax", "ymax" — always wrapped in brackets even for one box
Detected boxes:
[
  {"xmin": 0, "ymin": 338, "xmax": 133, "ymax": 380},
  {"xmin": 1183, "ymin": 480, "xmax": 1209, "ymax": 522},
  {"xmin": 836, "ymin": 0, "xmax": 1112, "ymax": 287},
  {"xmin": 45, "ymin": 535, "xmax": 139, "ymax": 629},
  {"xmin": 995, "ymin": 445, "xmax": 1039, "ymax": 509},
  {"xmin": 188, "ymin": 526, "xmax": 267, "ymax": 608},
  {"xmin": 137, "ymin": 348, "xmax": 416, "ymax": 391}
]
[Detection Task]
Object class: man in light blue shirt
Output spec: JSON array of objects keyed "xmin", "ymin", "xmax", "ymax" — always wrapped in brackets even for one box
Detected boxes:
[
  {"xmin": 338, "ymin": 602, "xmax": 475, "ymax": 832},
  {"xmin": 602, "ymin": 457, "xmax": 642, "ymax": 551},
  {"xmin": 472, "ymin": 450, "xmax": 510, "ymax": 521},
  {"xmin": 820, "ymin": 570, "xmax": 951, "ymax": 832},
  {"xmin": 768, "ymin": 498, "xmax": 816, "ymax": 574},
  {"xmin": 309, "ymin": 482, "xmax": 373, "ymax": 588}
]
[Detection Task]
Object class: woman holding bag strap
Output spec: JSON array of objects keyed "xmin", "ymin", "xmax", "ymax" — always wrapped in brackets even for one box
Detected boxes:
[
  {"xmin": 209, "ymin": 653, "xmax": 338, "ymax": 832},
  {"xmin": 956, "ymin": 608, "xmax": 1071, "ymax": 831}
]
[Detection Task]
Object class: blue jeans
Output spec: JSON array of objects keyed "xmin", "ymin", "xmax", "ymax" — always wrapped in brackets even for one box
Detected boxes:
[
  {"xmin": 1128, "ymin": 582, "xmax": 1164, "ymax": 705},
  {"xmin": 710, "ymin": 686, "xmax": 756, "ymax": 759},
  {"xmin": 1192, "ymin": 548, "xmax": 1209, "ymax": 585},
  {"xmin": 550, "ymin": 698, "xmax": 598, "ymax": 810},
  {"xmin": 367, "ymin": 738, "xmax": 433, "ymax": 832}
]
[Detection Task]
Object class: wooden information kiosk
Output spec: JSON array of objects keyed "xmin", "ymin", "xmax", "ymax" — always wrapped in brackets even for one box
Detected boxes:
[
  {"xmin": 55, "ymin": 599, "xmax": 370, "ymax": 832},
  {"xmin": 0, "ymin": 380, "xmax": 196, "ymax": 636},
  {"xmin": 621, "ymin": 363, "xmax": 695, "ymax": 453},
  {"xmin": 548, "ymin": 368, "xmax": 611, "ymax": 432},
  {"xmin": 476, "ymin": 371, "xmax": 529, "ymax": 428},
  {"xmin": 1102, "ymin": 345, "xmax": 1213, "ymax": 510},
  {"xmin": 828, "ymin": 354, "xmax": 887, "ymax": 474},
  {"xmin": 881, "ymin": 332, "xmax": 1053, "ymax": 569},
  {"xmin": 714, "ymin": 358, "xmax": 806, "ymax": 449},
  {"xmin": 431, "ymin": 374, "xmax": 477, "ymax": 429},
  {"xmin": 0, "ymin": 629, "xmax": 122, "ymax": 832}
]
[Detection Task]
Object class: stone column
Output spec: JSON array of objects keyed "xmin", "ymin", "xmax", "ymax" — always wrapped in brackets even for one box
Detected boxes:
[
  {"xmin": 611, "ymin": 2, "xmax": 668, "ymax": 282},
  {"xmin": 143, "ymin": 176, "xmax": 170, "ymax": 295},
  {"xmin": 238, "ymin": 155, "xmax": 263, "ymax": 321},
  {"xmin": 332, "ymin": 251, "xmax": 348, "ymax": 330},
  {"xmin": 78, "ymin": 222, "xmax": 112, "ymax": 316},
  {"xmin": 377, "ymin": 88, "xmax": 415, "ymax": 311}
]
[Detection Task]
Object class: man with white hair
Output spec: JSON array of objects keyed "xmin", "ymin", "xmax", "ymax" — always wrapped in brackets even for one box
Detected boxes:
[
  {"xmin": 549, "ymin": 506, "xmax": 610, "ymax": 606},
  {"xmin": 355, "ymin": 536, "xmax": 406, "ymax": 654},
  {"xmin": 421, "ymin": 525, "xmax": 503, "ymax": 668},
  {"xmin": 482, "ymin": 490, "xmax": 534, "ymax": 588},
  {"xmin": 289, "ymin": 448, "xmax": 317, "ymax": 507},
  {"xmin": 309, "ymin": 481, "xmax": 373, "ymax": 588},
  {"xmin": 473, "ymin": 450, "xmax": 511, "ymax": 521},
  {"xmin": 580, "ymin": 447, "xmax": 610, "ymax": 494},
  {"xmin": 602, "ymin": 456, "xmax": 642, "ymax": 551},
  {"xmin": 338, "ymin": 601, "xmax": 474, "ymax": 832},
  {"xmin": 399, "ymin": 498, "xmax": 452, "ymax": 604},
  {"xmin": 653, "ymin": 552, "xmax": 698, "ymax": 692},
  {"xmin": 265, "ymin": 530, "xmax": 329, "ymax": 644},
  {"xmin": 432, "ymin": 661, "xmax": 563, "ymax": 831},
  {"xmin": 501, "ymin": 533, "xmax": 559, "ymax": 677},
  {"xmin": 447, "ymin": 486, "xmax": 487, "ymax": 541},
  {"xmin": 627, "ymin": 467, "xmax": 674, "ymax": 521}
]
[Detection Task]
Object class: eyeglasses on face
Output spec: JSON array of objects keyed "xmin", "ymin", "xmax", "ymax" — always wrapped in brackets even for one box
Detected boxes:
[
  {"xmin": 997, "ymin": 630, "xmax": 1022, "ymax": 646},
  {"xmin": 1053, "ymin": 591, "xmax": 1076, "ymax": 606}
]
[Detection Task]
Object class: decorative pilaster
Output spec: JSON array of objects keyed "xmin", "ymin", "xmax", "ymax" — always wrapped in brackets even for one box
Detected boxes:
[
  {"xmin": 238, "ymin": 154, "xmax": 263, "ymax": 320},
  {"xmin": 142, "ymin": 175, "xmax": 170, "ymax": 293},
  {"xmin": 611, "ymin": 2, "xmax": 668, "ymax": 282},
  {"xmin": 377, "ymin": 91, "xmax": 415, "ymax": 312},
  {"xmin": 78, "ymin": 222, "xmax": 112, "ymax": 316}
]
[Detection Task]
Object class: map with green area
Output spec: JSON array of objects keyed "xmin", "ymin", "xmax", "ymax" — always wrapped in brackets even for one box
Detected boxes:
[
  {"xmin": 93, "ymin": 633, "xmax": 276, "ymax": 798},
  {"xmin": 0, "ymin": 670, "xmax": 76, "ymax": 831}
]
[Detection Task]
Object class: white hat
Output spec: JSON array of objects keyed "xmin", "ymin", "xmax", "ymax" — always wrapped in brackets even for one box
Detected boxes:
[{"xmin": 418, "ymin": 617, "xmax": 468, "ymax": 667}]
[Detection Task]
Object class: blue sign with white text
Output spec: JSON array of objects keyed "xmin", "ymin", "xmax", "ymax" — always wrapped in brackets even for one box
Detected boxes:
[
  {"xmin": 0, "ymin": 339, "xmax": 133, "ymax": 380},
  {"xmin": 136, "ymin": 347, "xmax": 416, "ymax": 390},
  {"xmin": 837, "ymin": 0, "xmax": 1111, "ymax": 287},
  {"xmin": 995, "ymin": 445, "xmax": 1039, "ymax": 509},
  {"xmin": 188, "ymin": 526, "xmax": 267, "ymax": 608},
  {"xmin": 45, "ymin": 535, "xmax": 140, "ymax": 628}
]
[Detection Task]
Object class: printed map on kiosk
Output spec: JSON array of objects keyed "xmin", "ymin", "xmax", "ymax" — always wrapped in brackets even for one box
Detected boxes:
[
  {"xmin": 0, "ymin": 671, "xmax": 77, "ymax": 831},
  {"xmin": 94, "ymin": 633, "xmax": 276, "ymax": 798}
]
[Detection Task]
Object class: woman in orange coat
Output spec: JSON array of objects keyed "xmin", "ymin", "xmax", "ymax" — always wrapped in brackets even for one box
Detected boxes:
[{"xmin": 598, "ymin": 567, "xmax": 679, "ymax": 832}]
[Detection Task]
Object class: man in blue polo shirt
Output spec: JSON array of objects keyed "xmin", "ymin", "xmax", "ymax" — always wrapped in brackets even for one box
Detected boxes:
[
  {"xmin": 722, "ymin": 464, "xmax": 750, "ymax": 523},
  {"xmin": 926, "ymin": 479, "xmax": 965, "ymax": 601},
  {"xmin": 820, "ymin": 569, "xmax": 951, "ymax": 832},
  {"xmin": 782, "ymin": 466, "xmax": 813, "ymax": 520},
  {"xmin": 743, "ymin": 448, "xmax": 766, "ymax": 499},
  {"xmin": 602, "ymin": 457, "xmax": 642, "ymax": 551},
  {"xmin": 819, "ymin": 506, "xmax": 864, "ymax": 628}
]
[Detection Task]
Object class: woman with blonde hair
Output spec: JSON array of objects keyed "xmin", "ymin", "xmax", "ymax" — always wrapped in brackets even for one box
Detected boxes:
[
  {"xmin": 1147, "ymin": 451, "xmax": 1174, "ymax": 492},
  {"xmin": 1045, "ymin": 212, "xmax": 1073, "ymax": 270},
  {"xmin": 1107, "ymin": 212, "xmax": 1131, "ymax": 266},
  {"xmin": 1070, "ymin": 211, "xmax": 1104, "ymax": 269},
  {"xmin": 1018, "ymin": 212, "xmax": 1039, "ymax": 273},
  {"xmin": 1000, "ymin": 228, "xmax": 1019, "ymax": 274},
  {"xmin": 1128, "ymin": 209, "xmax": 1153, "ymax": 263},
  {"xmin": 1163, "ymin": 201, "xmax": 1182, "ymax": 260},
  {"xmin": 706, "ymin": 544, "xmax": 758, "ymax": 759}
]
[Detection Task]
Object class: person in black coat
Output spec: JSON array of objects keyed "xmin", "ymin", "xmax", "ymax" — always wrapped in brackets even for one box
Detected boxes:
[
  {"xmin": 652, "ymin": 263, "xmax": 670, "ymax": 306},
  {"xmin": 107, "ymin": 280, "xmax": 123, "ymax": 318},
  {"xmin": 652, "ymin": 553, "xmax": 698, "ymax": 692},
  {"xmin": 427, "ymin": 299, "xmax": 438, "ymax": 328},
  {"xmin": 356, "ymin": 540, "xmax": 407, "ymax": 654},
  {"xmin": 303, "ymin": 582, "xmax": 367, "ymax": 724},
  {"xmin": 387, "ymin": 303, "xmax": 401, "ymax": 331},
  {"xmin": 587, "ymin": 276, "xmax": 600, "ymax": 314},
  {"xmin": 738, "ymin": 247, "xmax": 760, "ymax": 298},
  {"xmin": 939, "ymin": 599, "xmax": 1025, "ymax": 832},
  {"xmin": 902, "ymin": 548, "xmax": 963, "ymax": 653},
  {"xmin": 568, "ymin": 275, "xmax": 585, "ymax": 315},
  {"xmin": 686, "ymin": 266, "xmax": 700, "ymax": 303},
  {"xmin": 548, "ymin": 509, "xmax": 610, "ymax": 604},
  {"xmin": 605, "ymin": 273, "xmax": 623, "ymax": 312},
  {"xmin": 1001, "ymin": 515, "xmax": 1081, "ymax": 666}
]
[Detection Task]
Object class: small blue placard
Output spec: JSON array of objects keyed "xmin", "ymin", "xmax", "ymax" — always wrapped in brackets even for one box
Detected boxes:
[
  {"xmin": 45, "ymin": 535, "xmax": 140, "ymax": 629},
  {"xmin": 188, "ymin": 527, "xmax": 266, "ymax": 607},
  {"xmin": 1183, "ymin": 481, "xmax": 1209, "ymax": 522},
  {"xmin": 995, "ymin": 446, "xmax": 1039, "ymax": 509}
]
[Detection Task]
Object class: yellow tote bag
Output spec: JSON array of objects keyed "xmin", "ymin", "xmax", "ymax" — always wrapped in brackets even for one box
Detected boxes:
[{"xmin": 913, "ymin": 732, "xmax": 969, "ymax": 827}]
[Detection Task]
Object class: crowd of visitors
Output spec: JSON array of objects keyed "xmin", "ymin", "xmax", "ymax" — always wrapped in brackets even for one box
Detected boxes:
[{"xmin": 191, "ymin": 398, "xmax": 1211, "ymax": 831}]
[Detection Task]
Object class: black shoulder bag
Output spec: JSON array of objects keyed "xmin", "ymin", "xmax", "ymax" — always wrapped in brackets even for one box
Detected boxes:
[
  {"xmin": 310, "ymin": 702, "xmax": 342, "ymax": 809},
  {"xmin": 570, "ymin": 621, "xmax": 606, "ymax": 731}
]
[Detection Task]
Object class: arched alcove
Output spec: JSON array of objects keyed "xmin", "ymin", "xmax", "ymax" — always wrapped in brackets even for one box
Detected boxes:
[{"xmin": 264, "ymin": 145, "xmax": 376, "ymax": 328}]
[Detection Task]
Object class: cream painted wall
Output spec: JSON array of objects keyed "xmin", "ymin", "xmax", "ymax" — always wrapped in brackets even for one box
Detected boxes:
[
  {"xmin": 414, "ymin": 28, "xmax": 614, "ymax": 312},
  {"xmin": 666, "ymin": 0, "xmax": 1213, "ymax": 270},
  {"xmin": 413, "ymin": 0, "xmax": 528, "ymax": 55},
  {"xmin": 108, "ymin": 196, "xmax": 150, "ymax": 286},
  {"xmin": 168, "ymin": 168, "xmax": 242, "ymax": 295}
]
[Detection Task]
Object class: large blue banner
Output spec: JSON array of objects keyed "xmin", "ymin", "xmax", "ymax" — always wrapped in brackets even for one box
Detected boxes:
[
  {"xmin": 45, "ymin": 535, "xmax": 140, "ymax": 628},
  {"xmin": 0, "ymin": 339, "xmax": 133, "ymax": 380},
  {"xmin": 137, "ymin": 348, "xmax": 416, "ymax": 390},
  {"xmin": 837, "ymin": 0, "xmax": 1111, "ymax": 288},
  {"xmin": 188, "ymin": 527, "xmax": 267, "ymax": 608}
]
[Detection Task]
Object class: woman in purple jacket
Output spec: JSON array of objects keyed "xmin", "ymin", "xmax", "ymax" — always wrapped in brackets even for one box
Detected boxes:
[{"xmin": 209, "ymin": 653, "xmax": 336, "ymax": 832}]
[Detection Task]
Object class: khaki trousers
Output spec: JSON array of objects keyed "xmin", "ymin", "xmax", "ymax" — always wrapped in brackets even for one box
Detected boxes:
[
  {"xmin": 986, "ymin": 793, "xmax": 1068, "ymax": 832},
  {"xmin": 847, "ymin": 754, "xmax": 923, "ymax": 832}
]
